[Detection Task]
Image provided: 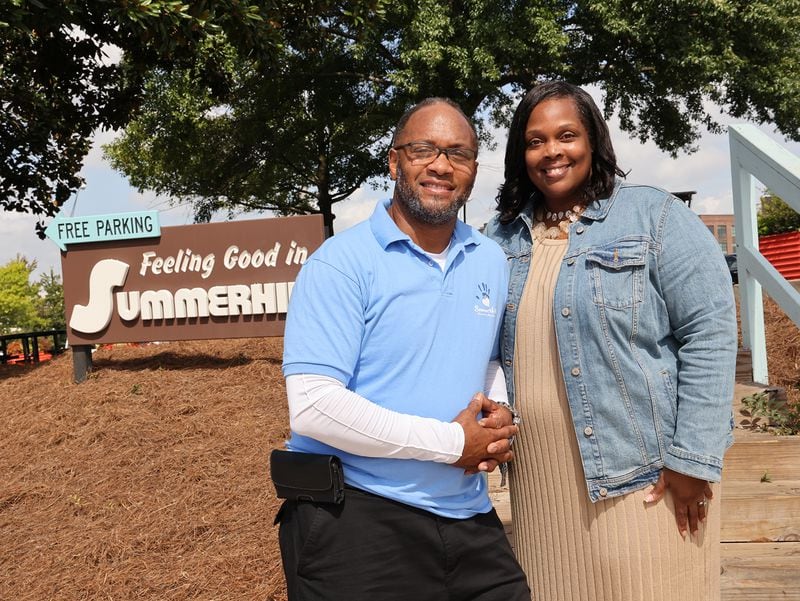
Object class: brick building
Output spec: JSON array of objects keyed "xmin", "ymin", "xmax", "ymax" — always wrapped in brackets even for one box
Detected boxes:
[{"xmin": 699, "ymin": 214, "xmax": 736, "ymax": 254}]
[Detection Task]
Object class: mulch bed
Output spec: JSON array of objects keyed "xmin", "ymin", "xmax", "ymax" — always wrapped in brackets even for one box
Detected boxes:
[
  {"xmin": 0, "ymin": 338, "xmax": 289, "ymax": 600},
  {"xmin": 762, "ymin": 295, "xmax": 800, "ymax": 406}
]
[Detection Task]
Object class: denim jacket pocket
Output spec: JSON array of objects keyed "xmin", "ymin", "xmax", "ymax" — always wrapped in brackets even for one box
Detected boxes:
[
  {"xmin": 659, "ymin": 369, "xmax": 678, "ymax": 418},
  {"xmin": 656, "ymin": 368, "xmax": 678, "ymax": 450},
  {"xmin": 586, "ymin": 238, "xmax": 648, "ymax": 309}
]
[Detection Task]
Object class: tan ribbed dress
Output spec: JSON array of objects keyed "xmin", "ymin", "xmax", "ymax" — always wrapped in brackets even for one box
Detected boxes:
[{"xmin": 508, "ymin": 238, "xmax": 720, "ymax": 601}]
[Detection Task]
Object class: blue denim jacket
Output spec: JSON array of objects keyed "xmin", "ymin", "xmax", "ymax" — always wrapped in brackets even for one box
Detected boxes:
[{"xmin": 484, "ymin": 181, "xmax": 738, "ymax": 502}]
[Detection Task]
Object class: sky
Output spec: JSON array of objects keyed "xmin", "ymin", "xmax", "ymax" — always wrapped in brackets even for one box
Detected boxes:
[{"xmin": 3, "ymin": 91, "xmax": 799, "ymax": 279}]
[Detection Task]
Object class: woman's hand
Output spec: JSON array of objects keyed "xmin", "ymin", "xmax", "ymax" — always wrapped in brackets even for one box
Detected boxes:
[{"xmin": 645, "ymin": 468, "xmax": 713, "ymax": 538}]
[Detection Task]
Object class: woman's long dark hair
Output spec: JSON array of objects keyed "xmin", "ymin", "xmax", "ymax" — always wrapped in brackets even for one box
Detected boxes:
[{"xmin": 496, "ymin": 81, "xmax": 626, "ymax": 224}]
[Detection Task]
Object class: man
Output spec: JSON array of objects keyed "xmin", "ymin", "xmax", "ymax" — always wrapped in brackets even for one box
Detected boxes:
[{"xmin": 277, "ymin": 98, "xmax": 529, "ymax": 600}]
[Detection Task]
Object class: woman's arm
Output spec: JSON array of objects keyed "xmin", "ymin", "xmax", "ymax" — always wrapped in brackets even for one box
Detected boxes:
[{"xmin": 656, "ymin": 197, "xmax": 738, "ymax": 482}]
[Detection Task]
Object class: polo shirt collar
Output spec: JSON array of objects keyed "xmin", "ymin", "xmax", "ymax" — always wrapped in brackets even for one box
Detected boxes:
[{"xmin": 370, "ymin": 198, "xmax": 481, "ymax": 251}]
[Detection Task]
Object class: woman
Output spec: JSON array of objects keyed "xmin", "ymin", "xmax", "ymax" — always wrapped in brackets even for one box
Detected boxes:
[{"xmin": 484, "ymin": 81, "xmax": 737, "ymax": 600}]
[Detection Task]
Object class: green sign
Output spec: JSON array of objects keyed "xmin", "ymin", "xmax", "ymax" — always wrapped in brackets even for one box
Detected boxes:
[{"xmin": 45, "ymin": 211, "xmax": 161, "ymax": 251}]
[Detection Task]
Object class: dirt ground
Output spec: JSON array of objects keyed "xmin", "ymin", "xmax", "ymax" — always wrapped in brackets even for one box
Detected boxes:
[
  {"xmin": 0, "ymin": 338, "xmax": 290, "ymax": 601},
  {"xmin": 0, "ymin": 296, "xmax": 797, "ymax": 601}
]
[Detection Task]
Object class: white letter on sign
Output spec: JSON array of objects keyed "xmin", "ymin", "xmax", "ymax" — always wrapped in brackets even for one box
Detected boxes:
[{"xmin": 69, "ymin": 259, "xmax": 129, "ymax": 334}]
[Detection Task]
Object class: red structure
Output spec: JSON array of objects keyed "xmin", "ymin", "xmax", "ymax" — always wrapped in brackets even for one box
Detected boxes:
[{"xmin": 759, "ymin": 231, "xmax": 800, "ymax": 280}]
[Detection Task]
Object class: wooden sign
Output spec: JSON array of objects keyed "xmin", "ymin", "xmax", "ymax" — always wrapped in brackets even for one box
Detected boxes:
[{"xmin": 61, "ymin": 215, "xmax": 325, "ymax": 345}]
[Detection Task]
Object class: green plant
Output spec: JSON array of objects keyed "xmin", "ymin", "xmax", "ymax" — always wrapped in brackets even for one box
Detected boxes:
[
  {"xmin": 757, "ymin": 193, "xmax": 800, "ymax": 236},
  {"xmin": 740, "ymin": 390, "xmax": 800, "ymax": 435}
]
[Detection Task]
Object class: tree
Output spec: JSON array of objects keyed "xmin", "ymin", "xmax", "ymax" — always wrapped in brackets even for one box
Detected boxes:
[
  {"xmin": 105, "ymin": 0, "xmax": 800, "ymax": 232},
  {"xmin": 0, "ymin": 0, "xmax": 377, "ymax": 234},
  {"xmin": 38, "ymin": 269, "xmax": 66, "ymax": 331},
  {"xmin": 0, "ymin": 256, "xmax": 44, "ymax": 334},
  {"xmin": 106, "ymin": 24, "xmax": 400, "ymax": 236},
  {"xmin": 7, "ymin": 2, "xmax": 800, "ymax": 233},
  {"xmin": 758, "ymin": 193, "xmax": 800, "ymax": 236}
]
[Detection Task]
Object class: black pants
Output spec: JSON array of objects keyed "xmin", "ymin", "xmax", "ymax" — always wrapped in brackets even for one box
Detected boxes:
[{"xmin": 277, "ymin": 486, "xmax": 530, "ymax": 601}]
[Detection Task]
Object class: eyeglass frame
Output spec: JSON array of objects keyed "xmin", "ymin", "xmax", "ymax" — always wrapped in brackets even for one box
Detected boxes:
[{"xmin": 392, "ymin": 141, "xmax": 478, "ymax": 168}]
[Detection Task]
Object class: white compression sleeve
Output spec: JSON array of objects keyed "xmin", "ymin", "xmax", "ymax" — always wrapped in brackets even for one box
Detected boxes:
[
  {"xmin": 286, "ymin": 373, "xmax": 465, "ymax": 463},
  {"xmin": 484, "ymin": 359, "xmax": 509, "ymax": 405}
]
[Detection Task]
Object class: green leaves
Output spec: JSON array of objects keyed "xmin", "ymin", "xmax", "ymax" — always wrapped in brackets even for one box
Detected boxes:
[
  {"xmin": 0, "ymin": 257, "xmax": 65, "ymax": 334},
  {"xmin": 105, "ymin": 20, "xmax": 398, "ymax": 235},
  {"xmin": 758, "ymin": 192, "xmax": 800, "ymax": 236},
  {"xmin": 0, "ymin": 0, "xmax": 282, "ymax": 233},
  {"xmin": 741, "ymin": 390, "xmax": 800, "ymax": 436},
  {"xmin": 570, "ymin": 0, "xmax": 800, "ymax": 155},
  {"xmin": 0, "ymin": 257, "xmax": 43, "ymax": 334}
]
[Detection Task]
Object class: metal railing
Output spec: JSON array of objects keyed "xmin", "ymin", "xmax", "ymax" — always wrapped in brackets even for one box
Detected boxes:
[
  {"xmin": 729, "ymin": 124, "xmax": 800, "ymax": 384},
  {"xmin": 0, "ymin": 329, "xmax": 67, "ymax": 364}
]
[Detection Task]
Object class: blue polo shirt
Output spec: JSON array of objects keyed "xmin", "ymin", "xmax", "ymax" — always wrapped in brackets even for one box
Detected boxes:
[{"xmin": 282, "ymin": 199, "xmax": 508, "ymax": 518}]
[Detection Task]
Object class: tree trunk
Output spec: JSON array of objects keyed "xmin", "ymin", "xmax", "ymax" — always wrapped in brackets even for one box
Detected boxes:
[
  {"xmin": 316, "ymin": 151, "xmax": 334, "ymax": 239},
  {"xmin": 319, "ymin": 191, "xmax": 334, "ymax": 239}
]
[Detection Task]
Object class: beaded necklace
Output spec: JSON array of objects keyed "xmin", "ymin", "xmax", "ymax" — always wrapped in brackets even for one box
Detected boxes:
[{"xmin": 531, "ymin": 204, "xmax": 586, "ymax": 241}]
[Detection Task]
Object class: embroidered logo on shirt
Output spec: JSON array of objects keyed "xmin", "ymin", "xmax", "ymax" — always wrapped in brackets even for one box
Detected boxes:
[{"xmin": 474, "ymin": 283, "xmax": 497, "ymax": 317}]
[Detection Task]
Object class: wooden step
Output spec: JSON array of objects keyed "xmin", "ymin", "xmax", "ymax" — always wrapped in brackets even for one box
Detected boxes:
[
  {"xmin": 488, "ymin": 488, "xmax": 510, "ymax": 516},
  {"xmin": 723, "ymin": 436, "xmax": 800, "ymax": 482},
  {"xmin": 721, "ymin": 480, "xmax": 800, "ymax": 542},
  {"xmin": 735, "ymin": 348, "xmax": 753, "ymax": 382},
  {"xmin": 721, "ymin": 542, "xmax": 800, "ymax": 601}
]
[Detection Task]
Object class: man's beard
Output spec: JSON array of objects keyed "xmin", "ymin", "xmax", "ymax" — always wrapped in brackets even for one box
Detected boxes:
[{"xmin": 394, "ymin": 167, "xmax": 471, "ymax": 226}]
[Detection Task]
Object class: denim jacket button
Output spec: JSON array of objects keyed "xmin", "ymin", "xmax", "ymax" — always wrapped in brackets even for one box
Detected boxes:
[
  {"xmin": 506, "ymin": 303, "xmax": 516, "ymax": 312},
  {"xmin": 561, "ymin": 307, "xmax": 570, "ymax": 317},
  {"xmin": 576, "ymin": 226, "xmax": 585, "ymax": 234},
  {"xmin": 583, "ymin": 426, "xmax": 593, "ymax": 437},
  {"xmin": 599, "ymin": 487, "xmax": 608, "ymax": 497},
  {"xmin": 566, "ymin": 257, "xmax": 576, "ymax": 265},
  {"xmin": 570, "ymin": 367, "xmax": 581, "ymax": 376},
  {"xmin": 505, "ymin": 359, "xmax": 512, "ymax": 367}
]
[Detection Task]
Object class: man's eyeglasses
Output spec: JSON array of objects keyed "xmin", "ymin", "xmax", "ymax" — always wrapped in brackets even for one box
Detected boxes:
[{"xmin": 393, "ymin": 142, "xmax": 477, "ymax": 167}]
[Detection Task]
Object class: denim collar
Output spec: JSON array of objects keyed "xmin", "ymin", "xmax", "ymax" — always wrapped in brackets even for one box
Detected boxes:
[
  {"xmin": 580, "ymin": 179, "xmax": 623, "ymax": 222},
  {"xmin": 510, "ymin": 179, "xmax": 624, "ymax": 226}
]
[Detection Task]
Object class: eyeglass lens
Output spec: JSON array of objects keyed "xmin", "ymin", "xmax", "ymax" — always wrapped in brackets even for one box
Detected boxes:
[{"xmin": 401, "ymin": 143, "xmax": 476, "ymax": 166}]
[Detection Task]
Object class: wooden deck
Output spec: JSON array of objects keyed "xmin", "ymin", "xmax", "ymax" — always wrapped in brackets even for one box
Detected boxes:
[{"xmin": 489, "ymin": 382, "xmax": 800, "ymax": 600}]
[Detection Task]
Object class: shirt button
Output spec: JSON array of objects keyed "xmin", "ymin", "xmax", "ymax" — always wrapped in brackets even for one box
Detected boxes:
[
  {"xmin": 566, "ymin": 257, "xmax": 576, "ymax": 265},
  {"xmin": 599, "ymin": 487, "xmax": 608, "ymax": 497},
  {"xmin": 561, "ymin": 307, "xmax": 570, "ymax": 317},
  {"xmin": 571, "ymin": 367, "xmax": 581, "ymax": 377},
  {"xmin": 583, "ymin": 426, "xmax": 593, "ymax": 437},
  {"xmin": 576, "ymin": 226, "xmax": 585, "ymax": 234},
  {"xmin": 428, "ymin": 261, "xmax": 434, "ymax": 267}
]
